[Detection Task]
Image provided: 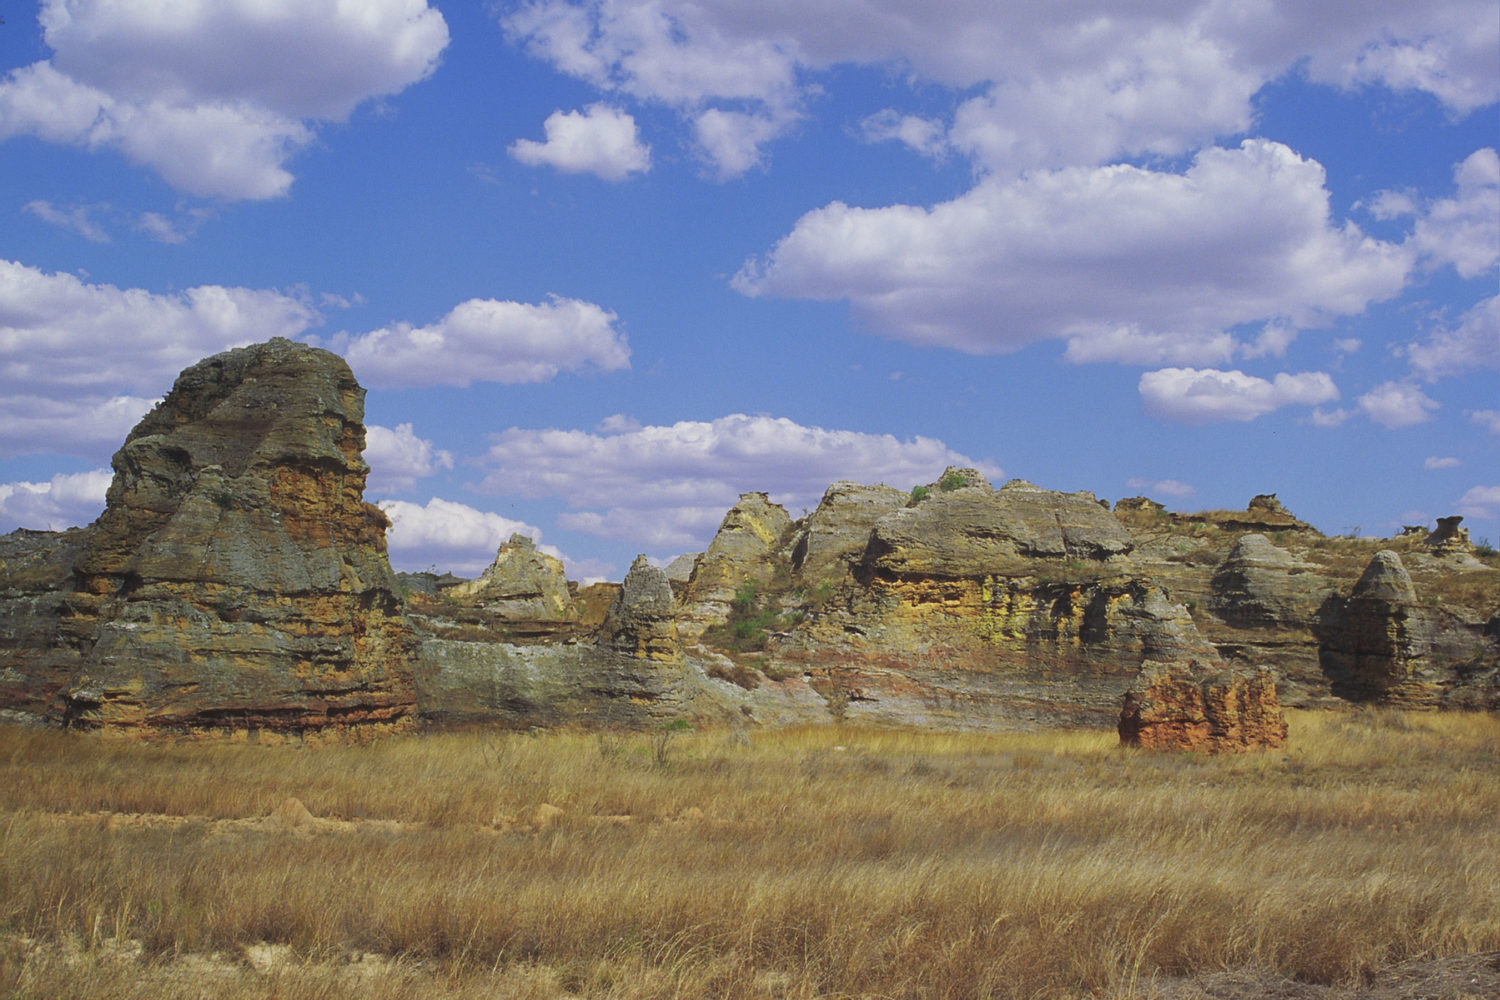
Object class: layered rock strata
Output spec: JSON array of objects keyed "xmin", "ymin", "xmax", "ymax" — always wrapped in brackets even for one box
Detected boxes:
[
  {"xmin": 680, "ymin": 493, "xmax": 793, "ymax": 624},
  {"xmin": 39, "ymin": 339, "xmax": 416, "ymax": 732},
  {"xmin": 733, "ymin": 475, "xmax": 1218, "ymax": 728},
  {"xmin": 449, "ymin": 534, "xmax": 575, "ymax": 617},
  {"xmin": 1317, "ymin": 551, "xmax": 1499, "ymax": 708},
  {"xmin": 0, "ymin": 529, "xmax": 89, "ymax": 723},
  {"xmin": 4, "ymin": 341, "xmax": 1497, "ymax": 735},
  {"xmin": 790, "ymin": 481, "xmax": 906, "ymax": 583},
  {"xmin": 1118, "ymin": 661, "xmax": 1288, "ymax": 752},
  {"xmin": 603, "ymin": 556, "xmax": 682, "ymax": 662},
  {"xmin": 1201, "ymin": 533, "xmax": 1333, "ymax": 704}
]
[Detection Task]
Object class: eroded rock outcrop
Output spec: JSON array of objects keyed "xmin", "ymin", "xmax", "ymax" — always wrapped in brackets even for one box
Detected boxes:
[
  {"xmin": 1317, "ymin": 550, "xmax": 1499, "ymax": 708},
  {"xmin": 1197, "ymin": 533, "xmax": 1334, "ymax": 703},
  {"xmin": 54, "ymin": 339, "xmax": 416, "ymax": 732},
  {"xmin": 681, "ymin": 493, "xmax": 793, "ymax": 618},
  {"xmin": 603, "ymin": 556, "xmax": 682, "ymax": 662},
  {"xmin": 1118, "ymin": 661, "xmax": 1288, "ymax": 752},
  {"xmin": 449, "ymin": 534, "xmax": 577, "ymax": 623},
  {"xmin": 1209, "ymin": 534, "xmax": 1330, "ymax": 628},
  {"xmin": 0, "ymin": 529, "xmax": 90, "ymax": 723},
  {"xmin": 866, "ymin": 478, "xmax": 1133, "ymax": 578},
  {"xmin": 760, "ymin": 480, "xmax": 1211, "ymax": 727},
  {"xmin": 790, "ymin": 481, "xmax": 906, "ymax": 583},
  {"xmin": 1426, "ymin": 516, "xmax": 1474, "ymax": 555},
  {"xmin": 5, "ymin": 339, "xmax": 1495, "ymax": 736}
]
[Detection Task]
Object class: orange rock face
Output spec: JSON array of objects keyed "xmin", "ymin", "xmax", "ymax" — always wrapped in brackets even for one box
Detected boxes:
[
  {"xmin": 1118, "ymin": 661, "xmax": 1288, "ymax": 752},
  {"xmin": 45, "ymin": 338, "xmax": 417, "ymax": 734}
]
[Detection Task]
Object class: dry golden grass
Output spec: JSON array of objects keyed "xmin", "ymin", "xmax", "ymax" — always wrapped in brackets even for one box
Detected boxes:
[{"xmin": 1, "ymin": 710, "xmax": 1497, "ymax": 999}]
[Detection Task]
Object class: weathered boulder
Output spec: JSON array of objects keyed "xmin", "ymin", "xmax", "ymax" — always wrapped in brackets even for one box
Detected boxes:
[
  {"xmin": 682, "ymin": 493, "xmax": 793, "ymax": 612},
  {"xmin": 1317, "ymin": 550, "xmax": 1499, "ymax": 708},
  {"xmin": 1351, "ymin": 550, "xmax": 1416, "ymax": 603},
  {"xmin": 54, "ymin": 338, "xmax": 417, "ymax": 732},
  {"xmin": 866, "ymin": 479, "xmax": 1133, "ymax": 578},
  {"xmin": 448, "ymin": 534, "xmax": 576, "ymax": 622},
  {"xmin": 1209, "ymin": 534, "xmax": 1331, "ymax": 628},
  {"xmin": 790, "ymin": 481, "xmax": 906, "ymax": 583},
  {"xmin": 1118, "ymin": 661, "xmax": 1288, "ymax": 752},
  {"xmin": 603, "ymin": 556, "xmax": 681, "ymax": 662},
  {"xmin": 1197, "ymin": 534, "xmax": 1335, "ymax": 706}
]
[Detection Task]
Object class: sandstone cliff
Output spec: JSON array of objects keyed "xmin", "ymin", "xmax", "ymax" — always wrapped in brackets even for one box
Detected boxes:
[
  {"xmin": 3, "ymin": 342, "xmax": 1496, "ymax": 736},
  {"xmin": 0, "ymin": 529, "xmax": 89, "ymax": 723},
  {"xmin": 1317, "ymin": 550, "xmax": 1499, "ymax": 708},
  {"xmin": 5, "ymin": 339, "xmax": 417, "ymax": 733}
]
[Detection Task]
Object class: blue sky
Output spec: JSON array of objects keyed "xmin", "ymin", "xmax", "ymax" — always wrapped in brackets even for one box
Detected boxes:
[{"xmin": 0, "ymin": 0, "xmax": 1496, "ymax": 581}]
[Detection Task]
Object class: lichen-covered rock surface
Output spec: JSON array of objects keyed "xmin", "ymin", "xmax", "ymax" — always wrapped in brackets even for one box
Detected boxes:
[
  {"xmin": 450, "ymin": 534, "xmax": 575, "ymax": 611},
  {"xmin": 2, "ymin": 342, "xmax": 1496, "ymax": 735},
  {"xmin": 1317, "ymin": 550, "xmax": 1499, "ymax": 708},
  {"xmin": 0, "ymin": 529, "xmax": 90, "ymax": 723},
  {"xmin": 8, "ymin": 338, "xmax": 418, "ymax": 733},
  {"xmin": 680, "ymin": 492, "xmax": 794, "ymax": 624}
]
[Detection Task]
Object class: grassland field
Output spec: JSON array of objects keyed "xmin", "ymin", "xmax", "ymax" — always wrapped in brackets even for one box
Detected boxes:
[{"xmin": 1, "ymin": 709, "xmax": 1496, "ymax": 999}]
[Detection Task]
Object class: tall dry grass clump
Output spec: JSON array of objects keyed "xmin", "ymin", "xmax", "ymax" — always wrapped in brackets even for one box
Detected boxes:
[{"xmin": 1, "ymin": 710, "xmax": 1497, "ymax": 999}]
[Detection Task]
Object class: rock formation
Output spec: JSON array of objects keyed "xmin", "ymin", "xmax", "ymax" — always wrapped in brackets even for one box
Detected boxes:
[
  {"xmin": 18, "ymin": 339, "xmax": 416, "ymax": 732},
  {"xmin": 1425, "ymin": 515, "xmax": 1474, "ymax": 555},
  {"xmin": 790, "ymin": 481, "xmax": 906, "ymax": 583},
  {"xmin": 0, "ymin": 529, "xmax": 89, "ymax": 723},
  {"xmin": 449, "ymin": 534, "xmax": 577, "ymax": 623},
  {"xmin": 1118, "ymin": 661, "xmax": 1288, "ymax": 752},
  {"xmin": 866, "ymin": 478, "xmax": 1133, "ymax": 577},
  {"xmin": 1317, "ymin": 551, "xmax": 1499, "ymax": 708},
  {"xmin": 1197, "ymin": 534, "xmax": 1333, "ymax": 703},
  {"xmin": 681, "ymin": 493, "xmax": 793, "ymax": 619},
  {"xmin": 1209, "ymin": 534, "xmax": 1330, "ymax": 629},
  {"xmin": 3, "ymin": 340, "xmax": 1497, "ymax": 736},
  {"xmin": 603, "ymin": 556, "xmax": 682, "ymax": 662}
]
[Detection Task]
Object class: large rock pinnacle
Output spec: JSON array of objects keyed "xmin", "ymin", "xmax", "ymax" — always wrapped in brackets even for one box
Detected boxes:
[{"xmin": 57, "ymin": 338, "xmax": 417, "ymax": 733}]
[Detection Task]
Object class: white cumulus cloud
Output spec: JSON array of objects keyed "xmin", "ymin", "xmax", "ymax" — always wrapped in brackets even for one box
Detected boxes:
[
  {"xmin": 1424, "ymin": 457, "xmax": 1461, "ymax": 470},
  {"xmin": 1456, "ymin": 485, "xmax": 1500, "ymax": 520},
  {"xmin": 0, "ymin": 258, "xmax": 320, "ymax": 396},
  {"xmin": 0, "ymin": 395, "xmax": 157, "ymax": 461},
  {"xmin": 1471, "ymin": 410, "xmax": 1500, "ymax": 435},
  {"xmin": 1139, "ymin": 368, "xmax": 1340, "ymax": 423},
  {"xmin": 476, "ymin": 413, "xmax": 999, "ymax": 553},
  {"xmin": 1383, "ymin": 148, "xmax": 1500, "ymax": 279},
  {"xmin": 0, "ymin": 0, "xmax": 449, "ymax": 199},
  {"xmin": 364, "ymin": 424, "xmax": 454, "ymax": 495},
  {"xmin": 0, "ymin": 258, "xmax": 320, "ymax": 458},
  {"xmin": 1125, "ymin": 477, "xmax": 1197, "ymax": 499},
  {"xmin": 692, "ymin": 108, "xmax": 790, "ymax": 177},
  {"xmin": 1406, "ymin": 295, "xmax": 1500, "ymax": 381},
  {"xmin": 0, "ymin": 468, "xmax": 112, "ymax": 532},
  {"xmin": 505, "ymin": 1, "xmax": 1498, "ymax": 178},
  {"xmin": 379, "ymin": 497, "xmax": 555, "ymax": 577},
  {"xmin": 0, "ymin": 259, "xmax": 631, "ymax": 460},
  {"xmin": 737, "ymin": 142, "xmax": 1409, "ymax": 361},
  {"xmin": 859, "ymin": 110, "xmax": 948, "ymax": 159},
  {"xmin": 340, "ymin": 296, "xmax": 630, "ymax": 389},
  {"xmin": 1358, "ymin": 381, "xmax": 1440, "ymax": 429},
  {"xmin": 510, "ymin": 104, "xmax": 651, "ymax": 180}
]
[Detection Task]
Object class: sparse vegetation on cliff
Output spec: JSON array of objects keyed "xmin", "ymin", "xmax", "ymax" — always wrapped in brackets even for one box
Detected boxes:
[{"xmin": 1, "ymin": 712, "xmax": 1496, "ymax": 999}]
